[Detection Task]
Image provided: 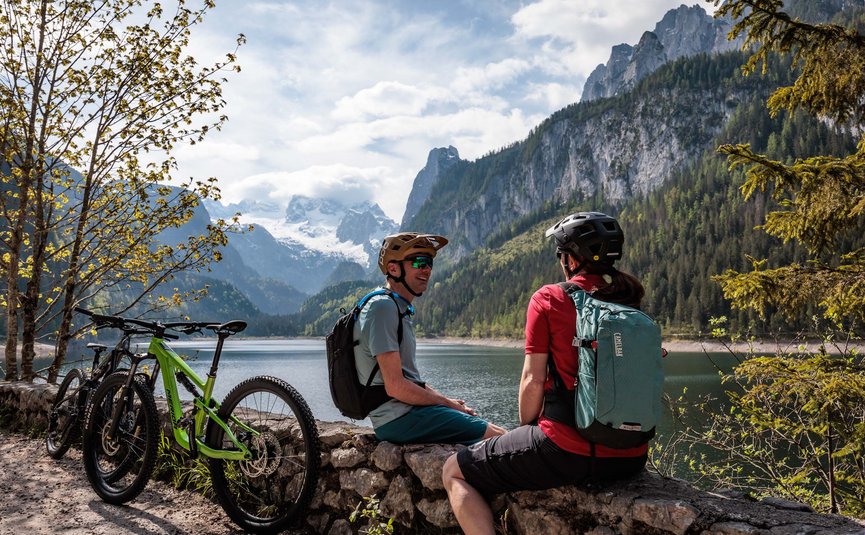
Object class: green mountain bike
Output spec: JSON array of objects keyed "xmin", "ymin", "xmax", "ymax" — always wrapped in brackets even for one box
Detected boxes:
[{"xmin": 80, "ymin": 313, "xmax": 320, "ymax": 534}]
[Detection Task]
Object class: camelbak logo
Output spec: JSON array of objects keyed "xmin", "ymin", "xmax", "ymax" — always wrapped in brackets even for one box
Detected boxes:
[{"xmin": 613, "ymin": 332, "xmax": 624, "ymax": 357}]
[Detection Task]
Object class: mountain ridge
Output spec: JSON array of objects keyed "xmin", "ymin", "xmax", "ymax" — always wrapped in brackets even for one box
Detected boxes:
[
  {"xmin": 582, "ymin": 4, "xmax": 740, "ymax": 102},
  {"xmin": 406, "ymin": 51, "xmax": 764, "ymax": 260}
]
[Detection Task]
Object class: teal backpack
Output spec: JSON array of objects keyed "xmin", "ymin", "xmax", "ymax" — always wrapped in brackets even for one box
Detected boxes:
[{"xmin": 545, "ymin": 283, "xmax": 665, "ymax": 449}]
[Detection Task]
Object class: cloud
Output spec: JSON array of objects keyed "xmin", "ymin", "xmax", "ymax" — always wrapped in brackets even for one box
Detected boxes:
[
  {"xmin": 451, "ymin": 58, "xmax": 533, "ymax": 95},
  {"xmin": 223, "ymin": 164, "xmax": 392, "ymax": 208},
  {"xmin": 332, "ymin": 81, "xmax": 446, "ymax": 121},
  {"xmin": 297, "ymin": 107, "xmax": 542, "ymax": 162},
  {"xmin": 513, "ymin": 0, "xmax": 707, "ymax": 44},
  {"xmin": 174, "ymin": 141, "xmax": 261, "ymax": 163},
  {"xmin": 511, "ymin": 0, "xmax": 711, "ymax": 78},
  {"xmin": 523, "ymin": 82, "xmax": 582, "ymax": 111},
  {"xmin": 177, "ymin": 0, "xmax": 703, "ymax": 223}
]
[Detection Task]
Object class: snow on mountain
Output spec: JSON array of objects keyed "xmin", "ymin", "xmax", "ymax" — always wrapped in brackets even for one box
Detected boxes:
[
  {"xmin": 336, "ymin": 203, "xmax": 398, "ymax": 244},
  {"xmin": 337, "ymin": 202, "xmax": 399, "ymax": 266},
  {"xmin": 205, "ymin": 195, "xmax": 397, "ymax": 269}
]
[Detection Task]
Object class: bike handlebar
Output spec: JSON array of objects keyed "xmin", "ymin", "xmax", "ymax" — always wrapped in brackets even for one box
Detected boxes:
[
  {"xmin": 74, "ymin": 308, "xmax": 242, "ymax": 338},
  {"xmin": 75, "ymin": 306, "xmax": 124, "ymax": 328},
  {"xmin": 163, "ymin": 320, "xmax": 247, "ymax": 336},
  {"xmin": 75, "ymin": 307, "xmax": 177, "ymax": 339}
]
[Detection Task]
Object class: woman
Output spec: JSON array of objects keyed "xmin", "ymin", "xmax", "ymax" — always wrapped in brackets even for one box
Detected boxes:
[{"xmin": 442, "ymin": 211, "xmax": 649, "ymax": 535}]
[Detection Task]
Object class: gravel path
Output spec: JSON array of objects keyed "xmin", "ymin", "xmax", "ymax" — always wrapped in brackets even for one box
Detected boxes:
[{"xmin": 0, "ymin": 428, "xmax": 245, "ymax": 535}]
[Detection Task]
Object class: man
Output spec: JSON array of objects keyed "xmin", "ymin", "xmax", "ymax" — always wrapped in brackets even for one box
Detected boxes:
[
  {"xmin": 355, "ymin": 232, "xmax": 506, "ymax": 444},
  {"xmin": 442, "ymin": 212, "xmax": 648, "ymax": 535}
]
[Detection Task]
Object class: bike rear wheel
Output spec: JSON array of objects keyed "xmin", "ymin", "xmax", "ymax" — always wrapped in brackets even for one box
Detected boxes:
[
  {"xmin": 207, "ymin": 376, "xmax": 320, "ymax": 534},
  {"xmin": 82, "ymin": 371, "xmax": 159, "ymax": 504},
  {"xmin": 46, "ymin": 368, "xmax": 85, "ymax": 459}
]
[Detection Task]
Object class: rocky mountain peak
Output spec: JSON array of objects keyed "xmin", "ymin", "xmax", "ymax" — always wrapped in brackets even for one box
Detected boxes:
[
  {"xmin": 582, "ymin": 44, "xmax": 634, "ymax": 102},
  {"xmin": 336, "ymin": 202, "xmax": 398, "ymax": 245},
  {"xmin": 581, "ymin": 3, "xmax": 740, "ymax": 102},
  {"xmin": 622, "ymin": 31, "xmax": 667, "ymax": 92},
  {"xmin": 284, "ymin": 195, "xmax": 345, "ymax": 225},
  {"xmin": 653, "ymin": 4, "xmax": 729, "ymax": 62},
  {"xmin": 401, "ymin": 146, "xmax": 461, "ymax": 228}
]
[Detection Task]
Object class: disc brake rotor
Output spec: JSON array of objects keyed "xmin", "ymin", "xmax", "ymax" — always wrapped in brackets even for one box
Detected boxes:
[
  {"xmin": 240, "ymin": 432, "xmax": 282, "ymax": 478},
  {"xmin": 99, "ymin": 421, "xmax": 123, "ymax": 456}
]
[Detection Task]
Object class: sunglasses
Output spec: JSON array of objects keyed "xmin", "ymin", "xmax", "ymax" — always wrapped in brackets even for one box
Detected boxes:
[{"xmin": 404, "ymin": 255, "xmax": 434, "ymax": 269}]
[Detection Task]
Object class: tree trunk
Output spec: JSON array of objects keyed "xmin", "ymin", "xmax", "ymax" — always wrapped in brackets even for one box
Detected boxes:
[
  {"xmin": 48, "ymin": 331, "xmax": 71, "ymax": 385},
  {"xmin": 50, "ymin": 165, "xmax": 96, "ymax": 384},
  {"xmin": 21, "ymin": 126, "xmax": 51, "ymax": 383},
  {"xmin": 3, "ymin": 279, "xmax": 20, "ymax": 381},
  {"xmin": 50, "ymin": 265, "xmax": 81, "ymax": 384},
  {"xmin": 827, "ymin": 416, "xmax": 838, "ymax": 514},
  {"xmin": 4, "ymin": 0, "xmax": 48, "ymax": 382},
  {"xmin": 3, "ymin": 190, "xmax": 27, "ymax": 381},
  {"xmin": 19, "ymin": 292, "xmax": 38, "ymax": 382}
]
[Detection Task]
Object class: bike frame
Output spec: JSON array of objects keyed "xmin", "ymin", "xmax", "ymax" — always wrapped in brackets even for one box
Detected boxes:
[
  {"xmin": 55, "ymin": 333, "xmax": 135, "ymax": 416},
  {"xmin": 145, "ymin": 336, "xmax": 256, "ymax": 461}
]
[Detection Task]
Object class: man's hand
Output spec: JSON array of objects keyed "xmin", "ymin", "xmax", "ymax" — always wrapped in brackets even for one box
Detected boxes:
[
  {"xmin": 449, "ymin": 398, "xmax": 477, "ymax": 416},
  {"xmin": 377, "ymin": 353, "xmax": 482, "ymax": 414}
]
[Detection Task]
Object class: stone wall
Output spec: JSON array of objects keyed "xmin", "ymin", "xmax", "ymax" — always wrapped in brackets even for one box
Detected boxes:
[{"xmin": 2, "ymin": 380, "xmax": 864, "ymax": 535}]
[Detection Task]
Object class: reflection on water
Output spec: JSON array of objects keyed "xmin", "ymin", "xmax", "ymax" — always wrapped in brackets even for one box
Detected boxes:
[{"xmin": 36, "ymin": 338, "xmax": 743, "ymax": 436}]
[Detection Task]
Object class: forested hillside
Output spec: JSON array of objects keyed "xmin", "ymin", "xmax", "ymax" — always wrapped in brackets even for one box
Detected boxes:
[{"xmin": 408, "ymin": 51, "xmax": 777, "ymax": 259}]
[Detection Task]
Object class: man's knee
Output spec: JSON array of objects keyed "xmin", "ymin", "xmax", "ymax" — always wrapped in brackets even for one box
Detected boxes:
[
  {"xmin": 483, "ymin": 423, "xmax": 506, "ymax": 439},
  {"xmin": 442, "ymin": 453, "xmax": 462, "ymax": 489}
]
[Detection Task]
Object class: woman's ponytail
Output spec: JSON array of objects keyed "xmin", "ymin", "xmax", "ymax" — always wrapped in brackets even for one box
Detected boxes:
[{"xmin": 590, "ymin": 267, "xmax": 645, "ymax": 308}]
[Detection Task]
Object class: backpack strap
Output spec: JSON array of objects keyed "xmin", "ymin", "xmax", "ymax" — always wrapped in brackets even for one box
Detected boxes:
[
  {"xmin": 542, "ymin": 282, "xmax": 582, "ymax": 425},
  {"xmin": 356, "ymin": 288, "xmax": 411, "ymax": 345},
  {"xmin": 543, "ymin": 349, "xmax": 575, "ymax": 425},
  {"xmin": 558, "ymin": 282, "xmax": 599, "ymax": 349},
  {"xmin": 547, "ymin": 282, "xmax": 603, "ymax": 456}
]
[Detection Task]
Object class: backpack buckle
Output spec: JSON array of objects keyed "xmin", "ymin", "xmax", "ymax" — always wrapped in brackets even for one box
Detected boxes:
[{"xmin": 573, "ymin": 337, "xmax": 597, "ymax": 350}]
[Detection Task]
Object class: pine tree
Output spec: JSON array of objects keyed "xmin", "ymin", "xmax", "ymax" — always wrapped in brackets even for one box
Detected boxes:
[
  {"xmin": 713, "ymin": 0, "xmax": 865, "ymax": 323},
  {"xmin": 681, "ymin": 0, "xmax": 865, "ymax": 516}
]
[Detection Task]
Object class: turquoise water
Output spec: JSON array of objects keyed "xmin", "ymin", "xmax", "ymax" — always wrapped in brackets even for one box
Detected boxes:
[{"xmin": 41, "ymin": 338, "xmax": 741, "ymax": 433}]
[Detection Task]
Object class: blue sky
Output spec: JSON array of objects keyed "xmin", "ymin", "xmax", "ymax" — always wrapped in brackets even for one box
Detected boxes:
[{"xmin": 177, "ymin": 1, "xmax": 714, "ymax": 221}]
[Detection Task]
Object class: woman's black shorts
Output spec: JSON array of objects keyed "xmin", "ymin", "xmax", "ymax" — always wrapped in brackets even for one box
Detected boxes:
[{"xmin": 456, "ymin": 424, "xmax": 647, "ymax": 497}]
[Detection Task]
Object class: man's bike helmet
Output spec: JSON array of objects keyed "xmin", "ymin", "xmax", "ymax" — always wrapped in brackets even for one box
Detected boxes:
[
  {"xmin": 544, "ymin": 211, "xmax": 623, "ymax": 265},
  {"xmin": 378, "ymin": 232, "xmax": 448, "ymax": 274}
]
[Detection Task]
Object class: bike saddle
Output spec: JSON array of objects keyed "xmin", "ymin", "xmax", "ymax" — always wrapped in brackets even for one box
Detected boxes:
[
  {"xmin": 86, "ymin": 343, "xmax": 109, "ymax": 352},
  {"xmin": 217, "ymin": 320, "xmax": 247, "ymax": 334}
]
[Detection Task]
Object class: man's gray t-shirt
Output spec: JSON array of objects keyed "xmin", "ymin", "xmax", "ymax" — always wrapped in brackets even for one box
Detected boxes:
[{"xmin": 353, "ymin": 292, "xmax": 420, "ymax": 427}]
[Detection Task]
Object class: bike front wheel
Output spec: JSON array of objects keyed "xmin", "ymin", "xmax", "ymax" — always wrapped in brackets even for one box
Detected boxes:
[
  {"xmin": 46, "ymin": 368, "xmax": 85, "ymax": 459},
  {"xmin": 81, "ymin": 371, "xmax": 159, "ymax": 505},
  {"xmin": 206, "ymin": 376, "xmax": 320, "ymax": 534}
]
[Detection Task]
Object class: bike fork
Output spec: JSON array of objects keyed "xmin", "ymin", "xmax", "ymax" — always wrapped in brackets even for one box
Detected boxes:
[{"xmin": 105, "ymin": 356, "xmax": 147, "ymax": 441}]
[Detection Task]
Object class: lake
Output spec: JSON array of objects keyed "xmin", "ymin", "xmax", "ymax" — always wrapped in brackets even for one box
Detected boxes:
[{"xmin": 41, "ymin": 338, "xmax": 741, "ymax": 434}]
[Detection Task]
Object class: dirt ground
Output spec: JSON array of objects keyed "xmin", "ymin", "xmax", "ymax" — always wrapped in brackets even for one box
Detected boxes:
[{"xmin": 0, "ymin": 428, "xmax": 248, "ymax": 535}]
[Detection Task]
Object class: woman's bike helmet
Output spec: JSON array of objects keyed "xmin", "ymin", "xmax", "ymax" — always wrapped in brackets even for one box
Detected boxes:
[{"xmin": 544, "ymin": 212, "xmax": 623, "ymax": 266}]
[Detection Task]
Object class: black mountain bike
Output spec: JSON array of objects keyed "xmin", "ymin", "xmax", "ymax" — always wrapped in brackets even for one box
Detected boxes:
[{"xmin": 45, "ymin": 307, "xmax": 149, "ymax": 459}]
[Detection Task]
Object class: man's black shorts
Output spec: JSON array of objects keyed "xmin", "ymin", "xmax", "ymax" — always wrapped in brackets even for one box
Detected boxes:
[{"xmin": 456, "ymin": 424, "xmax": 646, "ymax": 497}]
